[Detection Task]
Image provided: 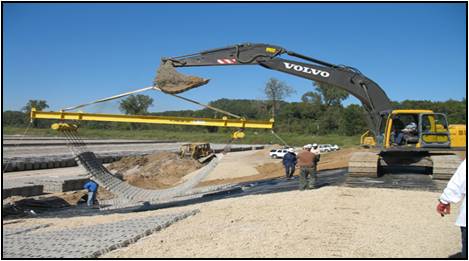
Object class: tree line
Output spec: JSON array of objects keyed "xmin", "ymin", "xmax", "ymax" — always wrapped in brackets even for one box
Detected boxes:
[{"xmin": 3, "ymin": 78, "xmax": 466, "ymax": 136}]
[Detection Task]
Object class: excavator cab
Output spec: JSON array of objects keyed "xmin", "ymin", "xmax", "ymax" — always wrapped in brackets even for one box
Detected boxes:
[{"xmin": 384, "ymin": 110, "xmax": 450, "ymax": 149}]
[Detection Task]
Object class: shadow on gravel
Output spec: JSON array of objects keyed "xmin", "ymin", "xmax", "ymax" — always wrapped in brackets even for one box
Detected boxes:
[{"xmin": 3, "ymin": 196, "xmax": 73, "ymax": 218}]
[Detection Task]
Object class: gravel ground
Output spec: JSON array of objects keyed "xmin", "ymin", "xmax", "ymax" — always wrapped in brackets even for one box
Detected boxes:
[
  {"xmin": 102, "ymin": 186, "xmax": 462, "ymax": 258},
  {"xmin": 3, "ymin": 143, "xmax": 464, "ymax": 258}
]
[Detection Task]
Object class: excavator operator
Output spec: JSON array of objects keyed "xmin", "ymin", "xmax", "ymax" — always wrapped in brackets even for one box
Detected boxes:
[{"xmin": 396, "ymin": 121, "xmax": 418, "ymax": 145}]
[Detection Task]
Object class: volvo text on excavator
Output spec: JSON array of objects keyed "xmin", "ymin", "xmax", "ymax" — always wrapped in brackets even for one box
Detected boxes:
[{"xmin": 155, "ymin": 43, "xmax": 464, "ymax": 179}]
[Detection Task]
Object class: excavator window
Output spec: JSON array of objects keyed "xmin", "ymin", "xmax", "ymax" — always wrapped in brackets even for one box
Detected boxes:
[{"xmin": 420, "ymin": 114, "xmax": 450, "ymax": 144}]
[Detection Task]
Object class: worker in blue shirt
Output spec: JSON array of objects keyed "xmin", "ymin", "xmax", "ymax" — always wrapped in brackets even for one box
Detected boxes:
[
  {"xmin": 282, "ymin": 148, "xmax": 297, "ymax": 179},
  {"xmin": 84, "ymin": 179, "xmax": 99, "ymax": 207}
]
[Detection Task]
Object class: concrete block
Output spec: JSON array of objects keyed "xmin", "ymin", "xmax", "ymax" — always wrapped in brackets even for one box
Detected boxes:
[{"xmin": 2, "ymin": 184, "xmax": 44, "ymax": 199}]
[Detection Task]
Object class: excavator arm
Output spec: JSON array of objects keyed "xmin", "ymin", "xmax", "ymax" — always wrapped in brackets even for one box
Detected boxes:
[{"xmin": 158, "ymin": 43, "xmax": 393, "ymax": 138}]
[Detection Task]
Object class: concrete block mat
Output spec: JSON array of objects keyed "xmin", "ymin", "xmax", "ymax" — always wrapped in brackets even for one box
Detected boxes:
[{"xmin": 2, "ymin": 209, "xmax": 199, "ymax": 258}]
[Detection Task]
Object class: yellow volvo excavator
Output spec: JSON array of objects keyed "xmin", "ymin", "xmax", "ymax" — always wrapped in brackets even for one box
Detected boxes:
[{"xmin": 153, "ymin": 43, "xmax": 464, "ymax": 179}]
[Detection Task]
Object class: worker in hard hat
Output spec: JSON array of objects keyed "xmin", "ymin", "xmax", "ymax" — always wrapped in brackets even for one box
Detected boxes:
[
  {"xmin": 297, "ymin": 144, "xmax": 318, "ymax": 190},
  {"xmin": 310, "ymin": 144, "xmax": 321, "ymax": 173},
  {"xmin": 282, "ymin": 148, "xmax": 297, "ymax": 179}
]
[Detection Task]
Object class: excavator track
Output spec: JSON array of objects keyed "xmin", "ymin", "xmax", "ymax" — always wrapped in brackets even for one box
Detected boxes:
[
  {"xmin": 348, "ymin": 149, "xmax": 463, "ymax": 180},
  {"xmin": 430, "ymin": 154, "xmax": 462, "ymax": 180},
  {"xmin": 59, "ymin": 128, "xmax": 222, "ymax": 206},
  {"xmin": 348, "ymin": 151, "xmax": 380, "ymax": 178}
]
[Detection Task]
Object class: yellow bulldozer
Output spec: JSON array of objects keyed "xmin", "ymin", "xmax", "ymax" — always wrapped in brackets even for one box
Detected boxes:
[{"xmin": 179, "ymin": 143, "xmax": 213, "ymax": 162}]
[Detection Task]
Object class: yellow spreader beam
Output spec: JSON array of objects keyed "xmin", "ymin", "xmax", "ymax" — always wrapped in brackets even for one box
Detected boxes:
[{"xmin": 30, "ymin": 108, "xmax": 274, "ymax": 129}]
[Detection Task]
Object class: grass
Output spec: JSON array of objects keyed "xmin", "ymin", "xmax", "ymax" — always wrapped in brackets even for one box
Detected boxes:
[{"xmin": 3, "ymin": 126, "xmax": 361, "ymax": 148}]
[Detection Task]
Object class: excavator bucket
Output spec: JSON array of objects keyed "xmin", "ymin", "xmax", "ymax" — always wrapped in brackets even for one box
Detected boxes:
[{"xmin": 154, "ymin": 61, "xmax": 210, "ymax": 94}]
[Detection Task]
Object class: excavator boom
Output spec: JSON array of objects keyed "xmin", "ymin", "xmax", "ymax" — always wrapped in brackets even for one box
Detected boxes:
[{"xmin": 156, "ymin": 43, "xmax": 392, "ymax": 138}]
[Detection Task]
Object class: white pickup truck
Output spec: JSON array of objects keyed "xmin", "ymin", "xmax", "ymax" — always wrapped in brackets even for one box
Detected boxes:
[
  {"xmin": 318, "ymin": 144, "xmax": 340, "ymax": 152},
  {"xmin": 269, "ymin": 148, "xmax": 293, "ymax": 158}
]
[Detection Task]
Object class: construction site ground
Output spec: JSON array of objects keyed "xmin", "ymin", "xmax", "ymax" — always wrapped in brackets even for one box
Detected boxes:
[{"xmin": 2, "ymin": 141, "xmax": 466, "ymax": 258}]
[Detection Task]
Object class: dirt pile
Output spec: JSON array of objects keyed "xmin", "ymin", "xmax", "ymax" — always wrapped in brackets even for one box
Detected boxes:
[
  {"xmin": 154, "ymin": 62, "xmax": 209, "ymax": 94},
  {"xmin": 108, "ymin": 151, "xmax": 203, "ymax": 189},
  {"xmin": 316, "ymin": 147, "xmax": 360, "ymax": 171}
]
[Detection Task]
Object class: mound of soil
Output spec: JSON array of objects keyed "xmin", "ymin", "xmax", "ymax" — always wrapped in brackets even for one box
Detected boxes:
[
  {"xmin": 154, "ymin": 62, "xmax": 209, "ymax": 94},
  {"xmin": 108, "ymin": 151, "xmax": 203, "ymax": 189}
]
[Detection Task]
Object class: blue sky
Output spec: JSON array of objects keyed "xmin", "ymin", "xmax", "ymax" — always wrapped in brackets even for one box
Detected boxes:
[{"xmin": 3, "ymin": 3, "xmax": 467, "ymax": 113}]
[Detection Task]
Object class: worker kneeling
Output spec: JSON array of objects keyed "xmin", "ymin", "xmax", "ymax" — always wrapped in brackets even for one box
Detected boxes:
[{"xmin": 297, "ymin": 144, "xmax": 318, "ymax": 190}]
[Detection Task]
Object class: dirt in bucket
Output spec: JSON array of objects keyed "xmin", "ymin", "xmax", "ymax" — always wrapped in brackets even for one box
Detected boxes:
[
  {"xmin": 108, "ymin": 151, "xmax": 203, "ymax": 189},
  {"xmin": 153, "ymin": 61, "xmax": 210, "ymax": 94}
]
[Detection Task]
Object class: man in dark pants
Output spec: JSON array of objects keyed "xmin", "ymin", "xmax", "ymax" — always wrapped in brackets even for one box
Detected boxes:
[
  {"xmin": 436, "ymin": 159, "xmax": 466, "ymax": 259},
  {"xmin": 296, "ymin": 144, "xmax": 317, "ymax": 190},
  {"xmin": 282, "ymin": 148, "xmax": 297, "ymax": 179},
  {"xmin": 84, "ymin": 179, "xmax": 99, "ymax": 208}
]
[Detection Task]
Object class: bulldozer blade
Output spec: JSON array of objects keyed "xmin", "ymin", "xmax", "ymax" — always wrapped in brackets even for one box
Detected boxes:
[
  {"xmin": 154, "ymin": 61, "xmax": 210, "ymax": 94},
  {"xmin": 198, "ymin": 153, "xmax": 216, "ymax": 164}
]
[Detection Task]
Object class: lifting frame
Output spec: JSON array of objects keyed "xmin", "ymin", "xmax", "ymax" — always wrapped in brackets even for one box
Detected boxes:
[{"xmin": 30, "ymin": 108, "xmax": 274, "ymax": 130}]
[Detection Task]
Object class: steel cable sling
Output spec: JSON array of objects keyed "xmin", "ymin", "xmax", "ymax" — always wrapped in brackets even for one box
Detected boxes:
[
  {"xmin": 52, "ymin": 84, "xmax": 263, "ymax": 204},
  {"xmin": 60, "ymin": 85, "xmax": 245, "ymax": 153}
]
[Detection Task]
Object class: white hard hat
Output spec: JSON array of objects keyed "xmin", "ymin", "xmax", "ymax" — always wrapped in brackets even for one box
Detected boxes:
[
  {"xmin": 312, "ymin": 143, "xmax": 318, "ymax": 148},
  {"xmin": 287, "ymin": 148, "xmax": 294, "ymax": 153}
]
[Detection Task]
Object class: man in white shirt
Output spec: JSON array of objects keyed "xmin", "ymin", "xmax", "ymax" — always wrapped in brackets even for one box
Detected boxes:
[
  {"xmin": 310, "ymin": 144, "xmax": 321, "ymax": 173},
  {"xmin": 436, "ymin": 159, "xmax": 466, "ymax": 258}
]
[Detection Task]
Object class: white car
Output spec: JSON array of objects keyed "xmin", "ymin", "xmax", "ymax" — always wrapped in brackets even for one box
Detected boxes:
[
  {"xmin": 331, "ymin": 144, "xmax": 340, "ymax": 151},
  {"xmin": 318, "ymin": 144, "xmax": 333, "ymax": 153},
  {"xmin": 269, "ymin": 148, "xmax": 291, "ymax": 159}
]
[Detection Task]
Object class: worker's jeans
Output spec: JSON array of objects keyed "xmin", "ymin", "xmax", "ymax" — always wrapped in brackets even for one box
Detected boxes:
[
  {"xmin": 462, "ymin": 226, "xmax": 467, "ymax": 258},
  {"xmin": 87, "ymin": 191, "xmax": 96, "ymax": 207},
  {"xmin": 299, "ymin": 167, "xmax": 316, "ymax": 190},
  {"xmin": 396, "ymin": 132, "xmax": 405, "ymax": 145},
  {"xmin": 284, "ymin": 165, "xmax": 295, "ymax": 178}
]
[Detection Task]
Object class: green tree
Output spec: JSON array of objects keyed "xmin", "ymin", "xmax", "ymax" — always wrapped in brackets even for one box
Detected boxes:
[
  {"xmin": 316, "ymin": 107, "xmax": 343, "ymax": 135},
  {"xmin": 301, "ymin": 91, "xmax": 322, "ymax": 105},
  {"xmin": 119, "ymin": 94, "xmax": 154, "ymax": 130},
  {"xmin": 22, "ymin": 100, "xmax": 49, "ymax": 113},
  {"xmin": 2, "ymin": 111, "xmax": 28, "ymax": 127},
  {"xmin": 339, "ymin": 104, "xmax": 367, "ymax": 135},
  {"xmin": 119, "ymin": 94, "xmax": 154, "ymax": 115},
  {"xmin": 21, "ymin": 100, "xmax": 49, "ymax": 128},
  {"xmin": 312, "ymin": 82, "xmax": 349, "ymax": 106},
  {"xmin": 264, "ymin": 78, "xmax": 295, "ymax": 118}
]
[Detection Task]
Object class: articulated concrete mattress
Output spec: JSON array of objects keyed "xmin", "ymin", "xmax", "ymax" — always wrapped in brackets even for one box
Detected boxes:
[
  {"xmin": 2, "ymin": 184, "xmax": 44, "ymax": 199},
  {"xmin": 2, "ymin": 209, "xmax": 199, "ymax": 258},
  {"xmin": 75, "ymin": 151, "xmax": 224, "ymax": 205}
]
